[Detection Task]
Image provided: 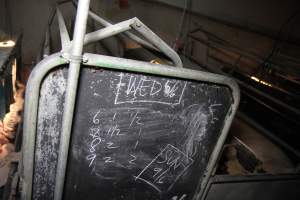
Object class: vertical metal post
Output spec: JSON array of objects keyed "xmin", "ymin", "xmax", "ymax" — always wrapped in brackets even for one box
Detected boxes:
[{"xmin": 54, "ymin": 0, "xmax": 90, "ymax": 199}]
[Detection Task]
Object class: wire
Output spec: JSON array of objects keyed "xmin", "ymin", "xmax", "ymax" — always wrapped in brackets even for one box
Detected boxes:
[
  {"xmin": 173, "ymin": 0, "xmax": 190, "ymax": 50},
  {"xmin": 259, "ymin": 8, "xmax": 300, "ymax": 71}
]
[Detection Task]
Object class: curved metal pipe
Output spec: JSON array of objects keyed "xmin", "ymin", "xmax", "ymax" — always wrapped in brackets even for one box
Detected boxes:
[
  {"xmin": 72, "ymin": 0, "xmax": 183, "ymax": 68},
  {"xmin": 21, "ymin": 53, "xmax": 67, "ymax": 200}
]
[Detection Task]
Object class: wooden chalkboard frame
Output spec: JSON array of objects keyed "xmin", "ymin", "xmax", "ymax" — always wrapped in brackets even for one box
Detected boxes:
[{"xmin": 22, "ymin": 52, "xmax": 239, "ymax": 200}]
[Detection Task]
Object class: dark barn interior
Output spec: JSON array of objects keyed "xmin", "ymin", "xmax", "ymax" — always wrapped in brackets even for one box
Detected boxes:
[{"xmin": 0, "ymin": 0, "xmax": 299, "ymax": 199}]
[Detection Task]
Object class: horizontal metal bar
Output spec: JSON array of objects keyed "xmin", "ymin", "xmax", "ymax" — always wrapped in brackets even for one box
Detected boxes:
[{"xmin": 83, "ymin": 53, "xmax": 235, "ymax": 91}]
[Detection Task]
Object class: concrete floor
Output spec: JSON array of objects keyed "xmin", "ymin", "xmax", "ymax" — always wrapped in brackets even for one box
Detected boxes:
[{"xmin": 228, "ymin": 116, "xmax": 295, "ymax": 174}]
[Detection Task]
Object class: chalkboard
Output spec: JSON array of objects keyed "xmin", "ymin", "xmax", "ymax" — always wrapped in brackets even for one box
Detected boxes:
[{"xmin": 33, "ymin": 65, "xmax": 234, "ymax": 200}]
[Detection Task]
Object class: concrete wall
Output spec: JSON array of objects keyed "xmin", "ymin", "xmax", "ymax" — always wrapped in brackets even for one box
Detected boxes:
[
  {"xmin": 152, "ymin": 0, "xmax": 300, "ymax": 39},
  {"xmin": 8, "ymin": 0, "xmax": 62, "ymax": 64},
  {"xmin": 0, "ymin": 1, "xmax": 6, "ymax": 31},
  {"xmin": 6, "ymin": 0, "xmax": 300, "ymax": 64},
  {"xmin": 0, "ymin": 0, "xmax": 10, "ymax": 39}
]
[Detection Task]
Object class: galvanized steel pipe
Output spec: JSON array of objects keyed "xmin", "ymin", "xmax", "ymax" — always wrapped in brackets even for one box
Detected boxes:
[
  {"xmin": 72, "ymin": 0, "xmax": 183, "ymax": 68},
  {"xmin": 54, "ymin": 0, "xmax": 90, "ymax": 199},
  {"xmin": 21, "ymin": 53, "xmax": 67, "ymax": 200},
  {"xmin": 65, "ymin": 18, "xmax": 134, "ymax": 52},
  {"xmin": 57, "ymin": 7, "xmax": 71, "ymax": 51}
]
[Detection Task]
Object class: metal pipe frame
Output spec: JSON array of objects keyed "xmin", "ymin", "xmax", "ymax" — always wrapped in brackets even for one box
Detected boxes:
[
  {"xmin": 54, "ymin": 0, "xmax": 90, "ymax": 199},
  {"xmin": 71, "ymin": 0, "xmax": 158, "ymax": 53},
  {"xmin": 87, "ymin": 8, "xmax": 157, "ymax": 49},
  {"xmin": 21, "ymin": 53, "xmax": 67, "ymax": 200},
  {"xmin": 21, "ymin": 52, "xmax": 239, "ymax": 200},
  {"xmin": 64, "ymin": 16, "xmax": 183, "ymax": 68},
  {"xmin": 44, "ymin": 0, "xmax": 183, "ymax": 68},
  {"xmin": 22, "ymin": 1, "xmax": 239, "ymax": 200},
  {"xmin": 72, "ymin": 0, "xmax": 157, "ymax": 51},
  {"xmin": 65, "ymin": 18, "xmax": 135, "ymax": 51},
  {"xmin": 71, "ymin": 0, "xmax": 183, "ymax": 68}
]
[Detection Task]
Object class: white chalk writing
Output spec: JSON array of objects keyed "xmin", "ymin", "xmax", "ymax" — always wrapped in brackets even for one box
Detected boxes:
[
  {"xmin": 115, "ymin": 73, "xmax": 187, "ymax": 105},
  {"xmin": 86, "ymin": 126, "xmax": 103, "ymax": 167},
  {"xmin": 135, "ymin": 144, "xmax": 194, "ymax": 192},
  {"xmin": 86, "ymin": 109, "xmax": 145, "ymax": 168},
  {"xmin": 129, "ymin": 154, "xmax": 137, "ymax": 165},
  {"xmin": 103, "ymin": 157, "xmax": 114, "ymax": 163}
]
